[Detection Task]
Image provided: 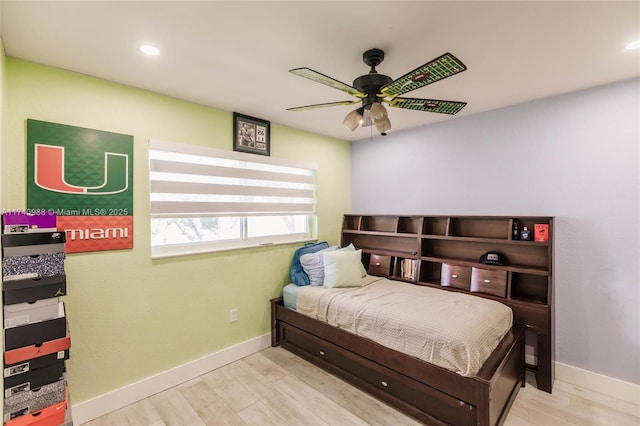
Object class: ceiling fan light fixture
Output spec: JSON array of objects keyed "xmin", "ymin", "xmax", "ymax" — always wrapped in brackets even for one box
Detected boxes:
[
  {"xmin": 343, "ymin": 108, "xmax": 363, "ymax": 131},
  {"xmin": 361, "ymin": 107, "xmax": 373, "ymax": 127},
  {"xmin": 370, "ymin": 102, "xmax": 388, "ymax": 121},
  {"xmin": 374, "ymin": 116, "xmax": 392, "ymax": 135}
]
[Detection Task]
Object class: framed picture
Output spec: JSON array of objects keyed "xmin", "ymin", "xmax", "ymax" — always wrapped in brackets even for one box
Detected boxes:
[{"xmin": 233, "ymin": 112, "xmax": 270, "ymax": 156}]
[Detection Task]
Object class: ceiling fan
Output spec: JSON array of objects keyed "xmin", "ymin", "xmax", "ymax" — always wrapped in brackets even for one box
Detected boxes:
[{"xmin": 287, "ymin": 48, "xmax": 467, "ymax": 136}]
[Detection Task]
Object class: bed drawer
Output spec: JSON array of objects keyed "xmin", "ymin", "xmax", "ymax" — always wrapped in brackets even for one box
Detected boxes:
[
  {"xmin": 441, "ymin": 264, "xmax": 471, "ymax": 290},
  {"xmin": 367, "ymin": 254, "xmax": 391, "ymax": 277},
  {"xmin": 511, "ymin": 303, "xmax": 549, "ymax": 330},
  {"xmin": 281, "ymin": 323, "xmax": 476, "ymax": 425},
  {"xmin": 471, "ymin": 267, "xmax": 507, "ymax": 297}
]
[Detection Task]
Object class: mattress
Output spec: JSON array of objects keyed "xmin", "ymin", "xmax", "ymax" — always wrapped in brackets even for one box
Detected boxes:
[
  {"xmin": 295, "ymin": 276, "xmax": 513, "ymax": 377},
  {"xmin": 282, "ymin": 283, "xmax": 301, "ymax": 311}
]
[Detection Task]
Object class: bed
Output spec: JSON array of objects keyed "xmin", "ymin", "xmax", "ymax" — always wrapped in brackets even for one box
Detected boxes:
[{"xmin": 271, "ymin": 273, "xmax": 524, "ymax": 425}]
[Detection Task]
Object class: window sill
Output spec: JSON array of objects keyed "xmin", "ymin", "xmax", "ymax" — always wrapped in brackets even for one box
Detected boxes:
[{"xmin": 151, "ymin": 235, "xmax": 316, "ymax": 259}]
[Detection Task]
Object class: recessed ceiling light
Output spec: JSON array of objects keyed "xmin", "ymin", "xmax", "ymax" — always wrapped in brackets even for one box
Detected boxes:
[
  {"xmin": 625, "ymin": 39, "xmax": 640, "ymax": 50},
  {"xmin": 140, "ymin": 45, "xmax": 160, "ymax": 56}
]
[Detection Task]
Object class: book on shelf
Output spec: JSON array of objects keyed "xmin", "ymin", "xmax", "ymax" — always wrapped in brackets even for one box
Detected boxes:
[{"xmin": 401, "ymin": 259, "xmax": 418, "ymax": 280}]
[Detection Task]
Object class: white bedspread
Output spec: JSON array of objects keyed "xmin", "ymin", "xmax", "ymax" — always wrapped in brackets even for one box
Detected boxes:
[{"xmin": 296, "ymin": 276, "xmax": 513, "ymax": 377}]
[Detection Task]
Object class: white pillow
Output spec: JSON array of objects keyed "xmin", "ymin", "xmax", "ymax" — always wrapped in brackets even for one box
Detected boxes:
[
  {"xmin": 323, "ymin": 249, "xmax": 363, "ymax": 288},
  {"xmin": 337, "ymin": 243, "xmax": 367, "ymax": 278},
  {"xmin": 300, "ymin": 245, "xmax": 338, "ymax": 286}
]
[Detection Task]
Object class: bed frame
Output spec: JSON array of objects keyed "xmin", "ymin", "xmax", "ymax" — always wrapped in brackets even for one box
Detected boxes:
[
  {"xmin": 268, "ymin": 214, "xmax": 555, "ymax": 424},
  {"xmin": 271, "ymin": 296, "xmax": 524, "ymax": 425}
]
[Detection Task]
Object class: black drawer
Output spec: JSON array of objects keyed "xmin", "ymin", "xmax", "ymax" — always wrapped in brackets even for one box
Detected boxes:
[
  {"xmin": 368, "ymin": 254, "xmax": 391, "ymax": 276},
  {"xmin": 511, "ymin": 304, "xmax": 549, "ymax": 331}
]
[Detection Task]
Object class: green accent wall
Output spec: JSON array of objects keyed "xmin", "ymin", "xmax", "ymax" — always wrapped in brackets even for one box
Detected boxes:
[
  {"xmin": 4, "ymin": 58, "xmax": 351, "ymax": 403},
  {"xmin": 0, "ymin": 38, "xmax": 6, "ymax": 210}
]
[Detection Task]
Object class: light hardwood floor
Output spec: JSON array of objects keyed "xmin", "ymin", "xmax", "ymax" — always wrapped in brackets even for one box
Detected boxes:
[{"xmin": 83, "ymin": 347, "xmax": 640, "ymax": 426}]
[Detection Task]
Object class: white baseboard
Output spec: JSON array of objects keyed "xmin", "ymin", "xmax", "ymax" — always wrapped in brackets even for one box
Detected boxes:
[
  {"xmin": 72, "ymin": 333, "xmax": 271, "ymax": 425},
  {"xmin": 555, "ymin": 361, "xmax": 640, "ymax": 405}
]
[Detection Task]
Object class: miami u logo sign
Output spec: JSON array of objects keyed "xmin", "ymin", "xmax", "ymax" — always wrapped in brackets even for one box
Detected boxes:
[{"xmin": 34, "ymin": 143, "xmax": 129, "ymax": 195}]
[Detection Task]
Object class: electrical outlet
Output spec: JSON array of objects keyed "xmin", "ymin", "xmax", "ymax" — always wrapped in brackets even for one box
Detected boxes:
[{"xmin": 230, "ymin": 308, "xmax": 238, "ymax": 323}]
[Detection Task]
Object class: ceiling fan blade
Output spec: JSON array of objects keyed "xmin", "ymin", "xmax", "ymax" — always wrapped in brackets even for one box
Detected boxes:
[
  {"xmin": 380, "ymin": 53, "xmax": 467, "ymax": 98},
  {"xmin": 287, "ymin": 100, "xmax": 360, "ymax": 111},
  {"xmin": 290, "ymin": 68, "xmax": 365, "ymax": 98},
  {"xmin": 387, "ymin": 97, "xmax": 467, "ymax": 115}
]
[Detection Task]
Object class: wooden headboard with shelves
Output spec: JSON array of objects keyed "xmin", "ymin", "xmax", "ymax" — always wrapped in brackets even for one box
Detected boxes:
[{"xmin": 341, "ymin": 214, "xmax": 555, "ymax": 393}]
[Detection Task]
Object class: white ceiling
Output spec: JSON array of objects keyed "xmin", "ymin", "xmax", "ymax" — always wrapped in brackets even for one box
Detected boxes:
[{"xmin": 1, "ymin": 1, "xmax": 639, "ymax": 142}]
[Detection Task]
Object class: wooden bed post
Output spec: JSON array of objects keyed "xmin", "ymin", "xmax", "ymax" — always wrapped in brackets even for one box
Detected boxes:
[
  {"xmin": 536, "ymin": 332, "xmax": 554, "ymax": 392},
  {"xmin": 270, "ymin": 297, "xmax": 283, "ymax": 347}
]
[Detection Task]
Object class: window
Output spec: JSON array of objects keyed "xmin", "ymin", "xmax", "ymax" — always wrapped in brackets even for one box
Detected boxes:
[{"xmin": 149, "ymin": 140, "xmax": 317, "ymax": 258}]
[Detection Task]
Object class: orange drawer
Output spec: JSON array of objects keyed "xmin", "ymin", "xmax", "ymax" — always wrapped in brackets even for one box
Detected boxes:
[
  {"xmin": 471, "ymin": 267, "xmax": 507, "ymax": 297},
  {"xmin": 440, "ymin": 264, "xmax": 471, "ymax": 290}
]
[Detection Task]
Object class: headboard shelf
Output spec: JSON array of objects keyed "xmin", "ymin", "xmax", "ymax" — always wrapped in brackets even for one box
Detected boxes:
[
  {"xmin": 423, "ymin": 234, "xmax": 550, "ymax": 247},
  {"xmin": 448, "ymin": 217, "xmax": 511, "ymax": 239},
  {"xmin": 422, "ymin": 216, "xmax": 449, "ymax": 235},
  {"xmin": 342, "ymin": 215, "xmax": 361, "ymax": 231},
  {"xmin": 419, "ymin": 256, "xmax": 549, "ymax": 276},
  {"xmin": 343, "ymin": 229, "xmax": 418, "ymax": 238},
  {"xmin": 343, "ymin": 234, "xmax": 417, "ymax": 256},
  {"xmin": 397, "ymin": 216, "xmax": 422, "ymax": 234},
  {"xmin": 342, "ymin": 214, "xmax": 555, "ymax": 393},
  {"xmin": 360, "ymin": 215, "xmax": 398, "ymax": 232},
  {"xmin": 360, "ymin": 248, "xmax": 418, "ymax": 258}
]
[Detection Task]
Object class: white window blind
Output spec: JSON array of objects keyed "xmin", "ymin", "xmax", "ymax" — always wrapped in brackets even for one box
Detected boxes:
[{"xmin": 149, "ymin": 139, "xmax": 317, "ymax": 257}]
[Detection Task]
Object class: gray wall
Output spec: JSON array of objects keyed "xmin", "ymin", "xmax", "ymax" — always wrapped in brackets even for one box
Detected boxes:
[{"xmin": 351, "ymin": 78, "xmax": 640, "ymax": 385}]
